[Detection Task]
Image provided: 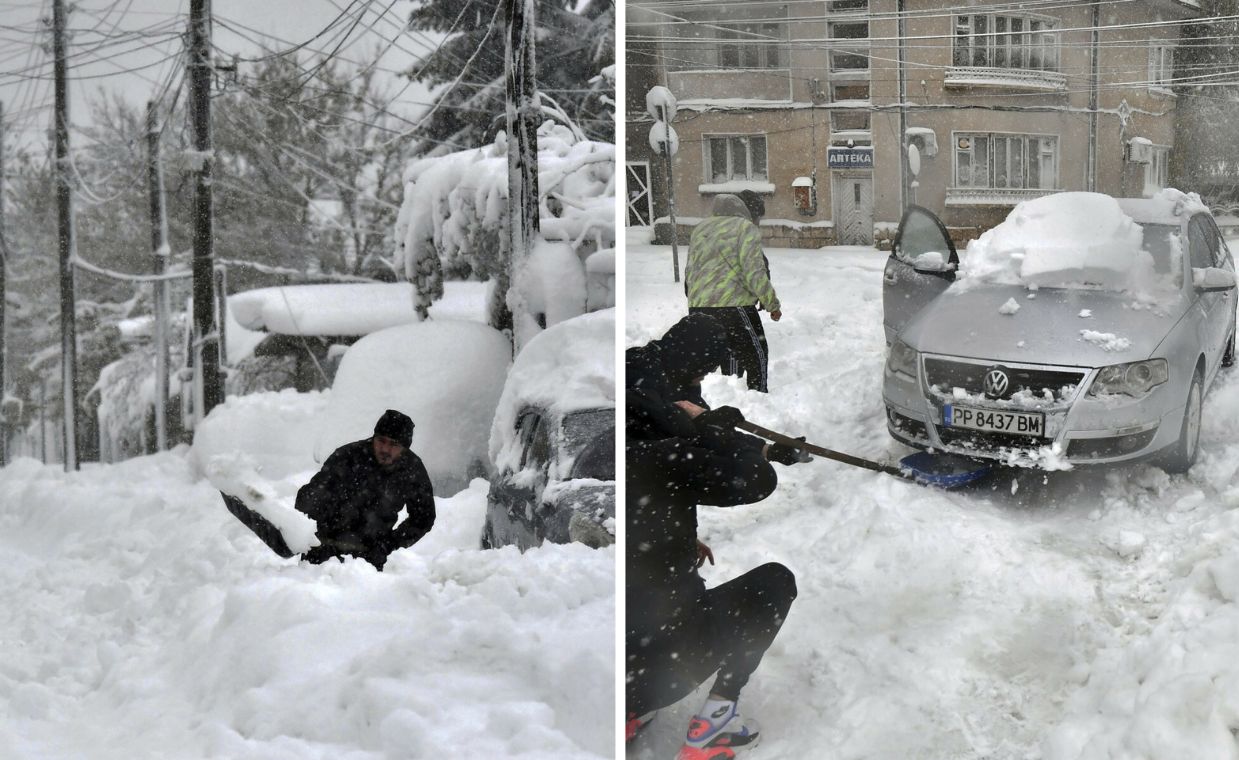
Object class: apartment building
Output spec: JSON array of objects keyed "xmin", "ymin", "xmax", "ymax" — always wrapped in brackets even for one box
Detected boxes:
[{"xmin": 626, "ymin": 0, "xmax": 1203, "ymax": 247}]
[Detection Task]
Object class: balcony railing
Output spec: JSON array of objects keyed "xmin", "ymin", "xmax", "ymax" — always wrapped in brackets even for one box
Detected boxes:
[
  {"xmin": 944, "ymin": 66, "xmax": 1067, "ymax": 92},
  {"xmin": 946, "ymin": 187, "xmax": 1058, "ymax": 206}
]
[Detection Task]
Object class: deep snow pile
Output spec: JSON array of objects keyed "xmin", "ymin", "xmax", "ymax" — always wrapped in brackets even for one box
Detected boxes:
[
  {"xmin": 0, "ymin": 390, "xmax": 614, "ymax": 759},
  {"xmin": 626, "ymin": 241, "xmax": 1239, "ymax": 760},
  {"xmin": 311, "ymin": 320, "xmax": 512, "ymax": 496}
]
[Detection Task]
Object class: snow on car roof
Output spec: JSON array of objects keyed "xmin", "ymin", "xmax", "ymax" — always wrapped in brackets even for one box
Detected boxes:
[
  {"xmin": 957, "ymin": 191, "xmax": 1164, "ymax": 292},
  {"xmin": 488, "ymin": 309, "xmax": 615, "ymax": 471},
  {"xmin": 228, "ymin": 281, "xmax": 487, "ymax": 337}
]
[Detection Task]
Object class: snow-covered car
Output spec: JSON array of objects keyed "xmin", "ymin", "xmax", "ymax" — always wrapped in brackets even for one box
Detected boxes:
[
  {"xmin": 482, "ymin": 309, "xmax": 615, "ymax": 550},
  {"xmin": 882, "ymin": 190, "xmax": 1238, "ymax": 472}
]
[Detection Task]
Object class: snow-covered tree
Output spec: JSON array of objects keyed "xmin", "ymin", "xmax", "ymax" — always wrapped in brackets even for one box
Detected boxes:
[
  {"xmin": 393, "ymin": 121, "xmax": 614, "ymax": 333},
  {"xmin": 404, "ymin": 0, "xmax": 614, "ymax": 157}
]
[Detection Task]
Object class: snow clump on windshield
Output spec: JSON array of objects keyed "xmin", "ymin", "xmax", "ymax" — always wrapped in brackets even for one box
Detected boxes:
[{"xmin": 957, "ymin": 192, "xmax": 1157, "ymax": 291}]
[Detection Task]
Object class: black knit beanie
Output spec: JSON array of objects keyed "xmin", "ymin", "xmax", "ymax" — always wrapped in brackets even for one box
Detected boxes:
[{"xmin": 373, "ymin": 409, "xmax": 414, "ymax": 448}]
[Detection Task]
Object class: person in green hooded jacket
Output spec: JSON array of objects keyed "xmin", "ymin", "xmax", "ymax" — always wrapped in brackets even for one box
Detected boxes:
[{"xmin": 684, "ymin": 192, "xmax": 781, "ymax": 393}]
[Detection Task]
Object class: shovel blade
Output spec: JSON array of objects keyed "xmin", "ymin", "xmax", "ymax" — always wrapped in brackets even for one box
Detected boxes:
[{"xmin": 899, "ymin": 452, "xmax": 992, "ymax": 489}]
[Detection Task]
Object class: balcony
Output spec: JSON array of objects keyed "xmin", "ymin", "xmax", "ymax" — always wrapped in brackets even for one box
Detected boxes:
[
  {"xmin": 944, "ymin": 66, "xmax": 1067, "ymax": 93},
  {"xmin": 946, "ymin": 187, "xmax": 1058, "ymax": 207}
]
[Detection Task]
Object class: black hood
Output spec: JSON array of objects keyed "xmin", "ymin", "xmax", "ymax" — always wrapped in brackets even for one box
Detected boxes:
[{"xmin": 650, "ymin": 313, "xmax": 730, "ymax": 387}]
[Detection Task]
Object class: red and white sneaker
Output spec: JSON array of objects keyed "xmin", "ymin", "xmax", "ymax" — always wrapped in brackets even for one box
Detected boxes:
[
  {"xmin": 675, "ymin": 700, "xmax": 760, "ymax": 759},
  {"xmin": 625, "ymin": 710, "xmax": 657, "ymax": 743}
]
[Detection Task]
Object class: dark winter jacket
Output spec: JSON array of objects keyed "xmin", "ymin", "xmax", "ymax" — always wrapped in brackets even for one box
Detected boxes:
[
  {"xmin": 626, "ymin": 430, "xmax": 777, "ymax": 638},
  {"xmin": 295, "ymin": 438, "xmax": 435, "ymax": 569},
  {"xmin": 626, "ymin": 313, "xmax": 731, "ymax": 440}
]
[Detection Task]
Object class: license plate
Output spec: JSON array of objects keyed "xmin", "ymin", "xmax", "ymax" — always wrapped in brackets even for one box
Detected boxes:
[{"xmin": 944, "ymin": 405, "xmax": 1045, "ymax": 436}]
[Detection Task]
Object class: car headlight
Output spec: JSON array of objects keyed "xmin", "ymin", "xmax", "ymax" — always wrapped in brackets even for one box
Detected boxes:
[
  {"xmin": 1088, "ymin": 359, "xmax": 1169, "ymax": 397},
  {"xmin": 887, "ymin": 339, "xmax": 919, "ymax": 378}
]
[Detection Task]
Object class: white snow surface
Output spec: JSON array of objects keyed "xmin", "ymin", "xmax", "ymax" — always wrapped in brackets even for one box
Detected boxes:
[
  {"xmin": 0, "ymin": 390, "xmax": 614, "ymax": 759},
  {"xmin": 313, "ymin": 320, "xmax": 512, "ymax": 496},
  {"xmin": 958, "ymin": 192, "xmax": 1159, "ymax": 292},
  {"xmin": 228, "ymin": 281, "xmax": 488, "ymax": 336},
  {"xmin": 490, "ymin": 309, "xmax": 615, "ymax": 474},
  {"xmin": 627, "ymin": 242, "xmax": 1239, "ymax": 760}
]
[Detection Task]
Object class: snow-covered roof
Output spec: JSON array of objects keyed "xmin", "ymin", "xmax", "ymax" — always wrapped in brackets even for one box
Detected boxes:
[{"xmin": 228, "ymin": 281, "xmax": 487, "ymax": 337}]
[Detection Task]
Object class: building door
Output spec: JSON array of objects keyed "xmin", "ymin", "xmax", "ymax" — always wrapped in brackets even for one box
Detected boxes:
[
  {"xmin": 833, "ymin": 173, "xmax": 874, "ymax": 245},
  {"xmin": 626, "ymin": 162, "xmax": 653, "ymax": 227}
]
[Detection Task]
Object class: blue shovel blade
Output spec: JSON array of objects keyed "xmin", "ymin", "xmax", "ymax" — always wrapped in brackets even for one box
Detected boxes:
[{"xmin": 899, "ymin": 451, "xmax": 992, "ymax": 489}]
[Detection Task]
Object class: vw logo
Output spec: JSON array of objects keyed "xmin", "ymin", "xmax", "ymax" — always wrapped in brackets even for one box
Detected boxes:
[{"xmin": 983, "ymin": 367, "xmax": 1011, "ymax": 399}]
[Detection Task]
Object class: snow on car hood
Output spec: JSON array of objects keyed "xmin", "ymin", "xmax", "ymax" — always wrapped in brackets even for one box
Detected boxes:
[
  {"xmin": 901, "ymin": 283, "xmax": 1187, "ymax": 367},
  {"xmin": 955, "ymin": 192, "xmax": 1165, "ymax": 293}
]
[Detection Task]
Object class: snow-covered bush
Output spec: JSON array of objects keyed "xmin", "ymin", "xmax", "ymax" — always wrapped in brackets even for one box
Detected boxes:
[{"xmin": 393, "ymin": 121, "xmax": 615, "ymax": 325}]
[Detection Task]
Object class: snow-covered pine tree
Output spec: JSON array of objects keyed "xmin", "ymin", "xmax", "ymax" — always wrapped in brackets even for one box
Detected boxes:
[{"xmin": 404, "ymin": 0, "xmax": 614, "ymax": 157}]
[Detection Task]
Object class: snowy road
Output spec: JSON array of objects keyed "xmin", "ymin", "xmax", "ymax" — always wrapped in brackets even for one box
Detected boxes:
[
  {"xmin": 627, "ymin": 242, "xmax": 1239, "ymax": 760},
  {"xmin": 0, "ymin": 392, "xmax": 614, "ymax": 760}
]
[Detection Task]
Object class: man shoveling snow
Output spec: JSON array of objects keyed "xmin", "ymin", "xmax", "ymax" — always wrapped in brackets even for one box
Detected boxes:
[{"xmin": 221, "ymin": 409, "xmax": 435, "ymax": 570}]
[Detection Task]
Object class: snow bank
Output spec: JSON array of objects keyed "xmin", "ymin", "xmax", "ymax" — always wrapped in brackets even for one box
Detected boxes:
[
  {"xmin": 1044, "ymin": 507, "xmax": 1239, "ymax": 760},
  {"xmin": 958, "ymin": 192, "xmax": 1159, "ymax": 292},
  {"xmin": 490, "ymin": 309, "xmax": 615, "ymax": 474},
  {"xmin": 0, "ymin": 387, "xmax": 614, "ymax": 759},
  {"xmin": 313, "ymin": 320, "xmax": 511, "ymax": 496}
]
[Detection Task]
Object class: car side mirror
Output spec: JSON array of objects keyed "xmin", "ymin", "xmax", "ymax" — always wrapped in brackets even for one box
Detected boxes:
[{"xmin": 1192, "ymin": 267, "xmax": 1238, "ymax": 292}]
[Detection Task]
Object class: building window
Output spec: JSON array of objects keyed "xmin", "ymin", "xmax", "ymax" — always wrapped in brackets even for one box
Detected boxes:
[
  {"xmin": 717, "ymin": 23, "xmax": 784, "ymax": 69},
  {"xmin": 827, "ymin": 0, "xmax": 867, "ymax": 10},
  {"xmin": 1144, "ymin": 145, "xmax": 1170, "ymax": 197},
  {"xmin": 1149, "ymin": 45, "xmax": 1174, "ymax": 91},
  {"xmin": 955, "ymin": 133, "xmax": 1057, "ymax": 189},
  {"xmin": 953, "ymin": 13, "xmax": 1059, "ymax": 71},
  {"xmin": 831, "ymin": 82, "xmax": 870, "ymax": 132},
  {"xmin": 706, "ymin": 135, "xmax": 769, "ymax": 182}
]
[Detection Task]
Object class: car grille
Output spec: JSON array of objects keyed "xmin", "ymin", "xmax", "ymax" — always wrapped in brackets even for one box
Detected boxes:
[
  {"xmin": 923, "ymin": 358, "xmax": 1085, "ymax": 402},
  {"xmin": 938, "ymin": 426, "xmax": 1050, "ymax": 452}
]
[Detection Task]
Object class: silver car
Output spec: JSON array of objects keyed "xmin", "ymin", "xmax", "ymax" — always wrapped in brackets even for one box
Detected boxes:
[{"xmin": 882, "ymin": 194, "xmax": 1238, "ymax": 472}]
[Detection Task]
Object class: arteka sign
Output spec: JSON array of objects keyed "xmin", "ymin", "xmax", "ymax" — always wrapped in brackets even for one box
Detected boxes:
[{"xmin": 827, "ymin": 147, "xmax": 874, "ymax": 170}]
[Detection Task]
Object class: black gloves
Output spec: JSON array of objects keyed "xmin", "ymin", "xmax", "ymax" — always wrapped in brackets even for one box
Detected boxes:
[
  {"xmin": 694, "ymin": 405, "xmax": 745, "ymax": 432},
  {"xmin": 688, "ymin": 405, "xmax": 745, "ymax": 451},
  {"xmin": 768, "ymin": 436, "xmax": 812, "ymax": 465}
]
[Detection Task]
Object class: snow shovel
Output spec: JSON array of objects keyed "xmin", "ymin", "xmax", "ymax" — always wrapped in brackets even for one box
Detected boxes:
[{"xmin": 736, "ymin": 420, "xmax": 993, "ymax": 489}]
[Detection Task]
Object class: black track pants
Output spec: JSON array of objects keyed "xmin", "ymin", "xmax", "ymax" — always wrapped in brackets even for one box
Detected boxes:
[
  {"xmin": 626, "ymin": 562, "xmax": 797, "ymax": 715},
  {"xmin": 689, "ymin": 305, "xmax": 770, "ymax": 392}
]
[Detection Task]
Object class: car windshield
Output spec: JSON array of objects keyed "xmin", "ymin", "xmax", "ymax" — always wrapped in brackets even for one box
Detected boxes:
[
  {"xmin": 562, "ymin": 408, "xmax": 614, "ymax": 476},
  {"xmin": 958, "ymin": 193, "xmax": 1180, "ymax": 293},
  {"xmin": 1132, "ymin": 222, "xmax": 1180, "ymax": 282}
]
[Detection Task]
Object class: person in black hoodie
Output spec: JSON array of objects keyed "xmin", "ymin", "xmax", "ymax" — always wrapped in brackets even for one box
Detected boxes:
[
  {"xmin": 295, "ymin": 409, "xmax": 436, "ymax": 571},
  {"xmin": 625, "ymin": 314, "xmax": 803, "ymax": 760}
]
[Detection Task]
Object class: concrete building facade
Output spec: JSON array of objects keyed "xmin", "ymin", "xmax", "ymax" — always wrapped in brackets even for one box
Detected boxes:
[{"xmin": 626, "ymin": 0, "xmax": 1203, "ymax": 248}]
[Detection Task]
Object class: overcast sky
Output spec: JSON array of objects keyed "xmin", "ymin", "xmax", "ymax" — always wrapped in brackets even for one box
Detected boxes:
[{"xmin": 0, "ymin": 0, "xmax": 437, "ymax": 149}]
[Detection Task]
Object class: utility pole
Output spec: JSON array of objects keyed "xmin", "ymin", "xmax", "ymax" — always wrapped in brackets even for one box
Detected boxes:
[
  {"xmin": 0, "ymin": 100, "xmax": 7, "ymax": 467},
  {"xmin": 1087, "ymin": 2, "xmax": 1100, "ymax": 192},
  {"xmin": 146, "ymin": 101, "xmax": 170, "ymax": 451},
  {"xmin": 897, "ymin": 0, "xmax": 909, "ymax": 213},
  {"xmin": 188, "ymin": 0, "xmax": 222, "ymax": 420},
  {"xmin": 504, "ymin": 0, "xmax": 541, "ymax": 349},
  {"xmin": 53, "ymin": 0, "xmax": 79, "ymax": 471}
]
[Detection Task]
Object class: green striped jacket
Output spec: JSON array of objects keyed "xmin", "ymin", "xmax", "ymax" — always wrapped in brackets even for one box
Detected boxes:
[{"xmin": 685, "ymin": 209, "xmax": 780, "ymax": 313}]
